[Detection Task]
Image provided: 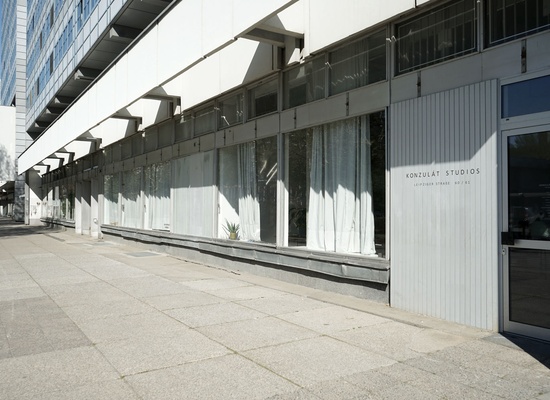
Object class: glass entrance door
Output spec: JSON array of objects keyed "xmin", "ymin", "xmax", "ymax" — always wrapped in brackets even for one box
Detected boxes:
[{"xmin": 503, "ymin": 128, "xmax": 550, "ymax": 341}]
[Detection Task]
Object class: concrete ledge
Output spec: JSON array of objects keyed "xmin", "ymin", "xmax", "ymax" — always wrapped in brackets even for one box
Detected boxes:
[{"xmin": 100, "ymin": 225, "xmax": 390, "ymax": 303}]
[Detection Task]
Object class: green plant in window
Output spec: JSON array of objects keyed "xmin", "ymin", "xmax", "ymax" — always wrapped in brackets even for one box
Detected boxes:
[{"xmin": 223, "ymin": 220, "xmax": 240, "ymax": 240}]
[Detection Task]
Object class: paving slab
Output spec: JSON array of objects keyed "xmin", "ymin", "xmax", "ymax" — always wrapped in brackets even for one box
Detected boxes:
[
  {"xmin": 141, "ymin": 290, "xmax": 224, "ymax": 311},
  {"xmin": 167, "ymin": 301, "xmax": 267, "ymax": 327},
  {"xmin": 0, "ymin": 346, "xmax": 120, "ymax": 398},
  {"xmin": 278, "ymin": 305, "xmax": 390, "ymax": 334},
  {"xmin": 125, "ymin": 354, "xmax": 300, "ymax": 400},
  {"xmin": 236, "ymin": 293, "xmax": 329, "ymax": 316},
  {"xmin": 197, "ymin": 315, "xmax": 319, "ymax": 351},
  {"xmin": 332, "ymin": 320, "xmax": 469, "ymax": 361},
  {"xmin": 244, "ymin": 336, "xmax": 396, "ymax": 386},
  {"xmin": 75, "ymin": 311, "xmax": 186, "ymax": 344},
  {"xmin": 16, "ymin": 379, "xmax": 141, "ymax": 400},
  {"xmin": 61, "ymin": 297, "xmax": 156, "ymax": 324},
  {"xmin": 179, "ymin": 277, "xmax": 252, "ymax": 291},
  {"xmin": 96, "ymin": 328, "xmax": 231, "ymax": 376},
  {"xmin": 108, "ymin": 275, "xmax": 192, "ymax": 298}
]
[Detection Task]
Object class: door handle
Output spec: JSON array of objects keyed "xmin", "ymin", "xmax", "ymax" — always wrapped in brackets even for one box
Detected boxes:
[{"xmin": 501, "ymin": 232, "xmax": 515, "ymax": 246}]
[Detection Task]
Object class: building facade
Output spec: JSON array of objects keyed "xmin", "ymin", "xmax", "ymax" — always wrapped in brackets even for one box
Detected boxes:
[
  {"xmin": 0, "ymin": 106, "xmax": 16, "ymax": 216},
  {"xmin": 0, "ymin": 0, "xmax": 27, "ymax": 221},
  {"xmin": 14, "ymin": 0, "xmax": 550, "ymax": 341}
]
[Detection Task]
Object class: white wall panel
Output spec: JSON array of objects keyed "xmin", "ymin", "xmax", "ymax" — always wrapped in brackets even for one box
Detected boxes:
[
  {"xmin": 181, "ymin": 40, "xmax": 274, "ymax": 110},
  {"xmin": 114, "ymin": 55, "xmax": 129, "ymax": 114},
  {"xmin": 127, "ymin": 26, "xmax": 159, "ymax": 104},
  {"xmin": 295, "ymin": 94, "xmax": 347, "ymax": 129},
  {"xmin": 527, "ymin": 32, "xmax": 550, "ymax": 73},
  {"xmin": 390, "ymin": 80, "xmax": 499, "ymax": 330},
  {"xmin": 390, "ymin": 72, "xmax": 418, "ymax": 104},
  {"xmin": 95, "ymin": 68, "xmax": 117, "ymax": 118},
  {"xmin": 202, "ymin": 0, "xmax": 233, "ymax": 54},
  {"xmin": 307, "ymin": 0, "xmax": 415, "ymax": 54},
  {"xmin": 422, "ymin": 55, "xmax": 483, "ymax": 96},
  {"xmin": 256, "ymin": 114, "xmax": 280, "ymax": 138},
  {"xmin": 157, "ymin": 0, "xmax": 202, "ymax": 83},
  {"xmin": 348, "ymin": 82, "xmax": 389, "ymax": 117},
  {"xmin": 482, "ymin": 42, "xmax": 522, "ymax": 81}
]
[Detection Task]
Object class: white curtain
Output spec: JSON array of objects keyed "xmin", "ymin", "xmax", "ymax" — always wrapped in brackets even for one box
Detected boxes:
[
  {"xmin": 307, "ymin": 116, "xmax": 376, "ymax": 255},
  {"xmin": 145, "ymin": 162, "xmax": 171, "ymax": 230},
  {"xmin": 238, "ymin": 142, "xmax": 261, "ymax": 241},
  {"xmin": 172, "ymin": 151, "xmax": 214, "ymax": 237},
  {"xmin": 218, "ymin": 143, "xmax": 261, "ymax": 241},
  {"xmin": 122, "ymin": 168, "xmax": 142, "ymax": 229}
]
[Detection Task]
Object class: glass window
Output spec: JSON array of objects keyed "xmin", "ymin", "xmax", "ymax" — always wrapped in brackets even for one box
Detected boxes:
[
  {"xmin": 194, "ymin": 106, "xmax": 216, "ymax": 136},
  {"xmin": 52, "ymin": 186, "xmax": 60, "ymax": 219},
  {"xmin": 218, "ymin": 93, "xmax": 244, "ymax": 128},
  {"xmin": 508, "ymin": 131, "xmax": 550, "ymax": 240},
  {"xmin": 132, "ymin": 135, "xmax": 142, "ymax": 156},
  {"xmin": 144, "ymin": 128, "xmax": 158, "ymax": 152},
  {"xmin": 121, "ymin": 140, "xmax": 132, "ymax": 160},
  {"xmin": 486, "ymin": 0, "xmax": 550, "ymax": 46},
  {"xmin": 158, "ymin": 120, "xmax": 173, "ymax": 148},
  {"xmin": 286, "ymin": 112, "xmax": 386, "ymax": 256},
  {"xmin": 175, "ymin": 114, "xmax": 193, "ymax": 142},
  {"xmin": 172, "ymin": 151, "xmax": 215, "ymax": 237},
  {"xmin": 121, "ymin": 168, "xmax": 142, "ymax": 229},
  {"xmin": 248, "ymin": 79, "xmax": 278, "ymax": 118},
  {"xmin": 509, "ymin": 248, "xmax": 550, "ymax": 329},
  {"xmin": 396, "ymin": 0, "xmax": 477, "ymax": 74},
  {"xmin": 144, "ymin": 162, "xmax": 171, "ymax": 231},
  {"xmin": 502, "ymin": 75, "xmax": 550, "ymax": 118},
  {"xmin": 218, "ymin": 136, "xmax": 278, "ymax": 243},
  {"xmin": 283, "ymin": 57, "xmax": 326, "ymax": 109},
  {"xmin": 104, "ymin": 174, "xmax": 120, "ymax": 226},
  {"xmin": 329, "ymin": 30, "xmax": 386, "ymax": 95},
  {"xmin": 60, "ymin": 181, "xmax": 75, "ymax": 221}
]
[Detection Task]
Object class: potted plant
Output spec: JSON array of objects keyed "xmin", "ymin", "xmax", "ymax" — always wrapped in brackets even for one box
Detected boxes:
[{"xmin": 223, "ymin": 220, "xmax": 240, "ymax": 240}]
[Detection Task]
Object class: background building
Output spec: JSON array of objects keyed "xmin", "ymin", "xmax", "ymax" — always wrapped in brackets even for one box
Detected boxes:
[
  {"xmin": 5, "ymin": 0, "xmax": 550, "ymax": 341},
  {"xmin": 0, "ymin": 0, "xmax": 27, "ymax": 221},
  {"xmin": 0, "ymin": 106, "xmax": 16, "ymax": 216}
]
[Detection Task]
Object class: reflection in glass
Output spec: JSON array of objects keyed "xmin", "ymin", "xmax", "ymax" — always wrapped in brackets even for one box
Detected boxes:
[
  {"xmin": 329, "ymin": 30, "xmax": 386, "ymax": 95},
  {"xmin": 283, "ymin": 58, "xmax": 326, "ymax": 109},
  {"xmin": 508, "ymin": 131, "xmax": 550, "ymax": 240},
  {"xmin": 248, "ymin": 79, "xmax": 278, "ymax": 118},
  {"xmin": 396, "ymin": 0, "xmax": 477, "ymax": 74},
  {"xmin": 502, "ymin": 75, "xmax": 550, "ymax": 118},
  {"xmin": 486, "ymin": 0, "xmax": 550, "ymax": 46},
  {"xmin": 509, "ymin": 248, "xmax": 550, "ymax": 329},
  {"xmin": 218, "ymin": 93, "xmax": 244, "ymax": 128}
]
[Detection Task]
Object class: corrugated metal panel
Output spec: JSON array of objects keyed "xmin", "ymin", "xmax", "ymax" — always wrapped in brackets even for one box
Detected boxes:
[{"xmin": 390, "ymin": 80, "xmax": 499, "ymax": 330}]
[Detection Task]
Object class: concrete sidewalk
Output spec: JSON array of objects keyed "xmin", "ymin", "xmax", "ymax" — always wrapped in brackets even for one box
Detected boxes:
[{"xmin": 1, "ymin": 219, "xmax": 549, "ymax": 399}]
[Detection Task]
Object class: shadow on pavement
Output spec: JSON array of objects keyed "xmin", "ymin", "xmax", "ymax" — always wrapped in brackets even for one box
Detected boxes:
[
  {"xmin": 0, "ymin": 217, "xmax": 65, "ymax": 238},
  {"xmin": 487, "ymin": 333, "xmax": 550, "ymax": 369}
]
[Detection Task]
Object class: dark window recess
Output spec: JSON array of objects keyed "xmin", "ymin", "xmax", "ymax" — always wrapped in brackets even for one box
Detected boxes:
[
  {"xmin": 396, "ymin": 0, "xmax": 477, "ymax": 74},
  {"xmin": 502, "ymin": 75, "xmax": 550, "ymax": 118},
  {"xmin": 486, "ymin": 0, "xmax": 550, "ymax": 47}
]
